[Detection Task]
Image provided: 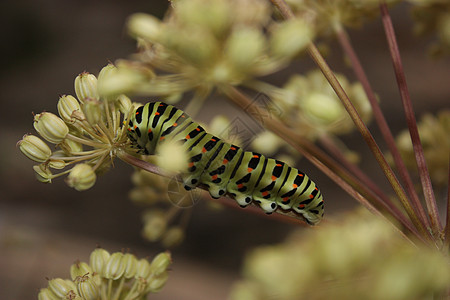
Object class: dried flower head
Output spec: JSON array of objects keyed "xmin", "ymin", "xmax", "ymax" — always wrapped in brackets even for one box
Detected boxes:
[
  {"xmin": 229, "ymin": 208, "xmax": 450, "ymax": 300},
  {"xmin": 18, "ymin": 65, "xmax": 137, "ymax": 191},
  {"xmin": 38, "ymin": 248, "xmax": 172, "ymax": 300}
]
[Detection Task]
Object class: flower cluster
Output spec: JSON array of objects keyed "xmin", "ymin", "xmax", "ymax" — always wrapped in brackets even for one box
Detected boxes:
[
  {"xmin": 99, "ymin": 0, "xmax": 314, "ymax": 108},
  {"xmin": 18, "ymin": 65, "xmax": 135, "ymax": 191},
  {"xmin": 391, "ymin": 110, "xmax": 450, "ymax": 188},
  {"xmin": 410, "ymin": 1, "xmax": 450, "ymax": 56},
  {"xmin": 38, "ymin": 248, "xmax": 171, "ymax": 300},
  {"xmin": 229, "ymin": 209, "xmax": 450, "ymax": 300}
]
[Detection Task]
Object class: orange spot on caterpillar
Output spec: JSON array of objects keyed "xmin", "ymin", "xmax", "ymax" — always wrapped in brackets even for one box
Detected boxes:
[
  {"xmin": 148, "ymin": 128, "xmax": 152, "ymax": 133},
  {"xmin": 134, "ymin": 125, "xmax": 137, "ymax": 129},
  {"xmin": 276, "ymin": 164, "xmax": 282, "ymax": 167},
  {"xmin": 271, "ymin": 175, "xmax": 277, "ymax": 181},
  {"xmin": 293, "ymin": 184, "xmax": 298, "ymax": 188},
  {"xmin": 135, "ymin": 111, "xmax": 139, "ymax": 115},
  {"xmin": 223, "ymin": 159, "xmax": 229, "ymax": 164},
  {"xmin": 186, "ymin": 135, "xmax": 191, "ymax": 139},
  {"xmin": 196, "ymin": 127, "xmax": 201, "ymax": 131},
  {"xmin": 173, "ymin": 123, "xmax": 178, "ymax": 126},
  {"xmin": 299, "ymin": 173, "xmax": 304, "ymax": 177},
  {"xmin": 282, "ymin": 197, "xmax": 289, "ymax": 203},
  {"xmin": 211, "ymin": 138, "xmax": 216, "ymax": 142},
  {"xmin": 237, "ymin": 183, "xmax": 244, "ymax": 189},
  {"xmin": 230, "ymin": 147, "xmax": 236, "ymax": 150},
  {"xmin": 298, "ymin": 204, "xmax": 305, "ymax": 209},
  {"xmin": 309, "ymin": 194, "xmax": 314, "ymax": 199},
  {"xmin": 261, "ymin": 191, "xmax": 269, "ymax": 197},
  {"xmin": 155, "ymin": 112, "xmax": 160, "ymax": 115},
  {"xmin": 253, "ymin": 155, "xmax": 259, "ymax": 158},
  {"xmin": 315, "ymin": 187, "xmax": 318, "ymax": 190},
  {"xmin": 160, "ymin": 137, "xmax": 165, "ymax": 141},
  {"xmin": 188, "ymin": 162, "xmax": 195, "ymax": 167},
  {"xmin": 127, "ymin": 128, "xmax": 132, "ymax": 132},
  {"xmin": 211, "ymin": 174, "xmax": 218, "ymax": 180},
  {"xmin": 202, "ymin": 147, "xmax": 207, "ymax": 153},
  {"xmin": 247, "ymin": 168, "xmax": 253, "ymax": 173}
]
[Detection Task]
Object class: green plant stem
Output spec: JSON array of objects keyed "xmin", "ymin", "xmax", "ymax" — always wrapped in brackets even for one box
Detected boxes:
[
  {"xmin": 220, "ymin": 84, "xmax": 423, "ymax": 242},
  {"xmin": 333, "ymin": 23, "xmax": 430, "ymax": 229},
  {"xmin": 269, "ymin": 0, "xmax": 432, "ymax": 242},
  {"xmin": 380, "ymin": 2, "xmax": 441, "ymax": 236}
]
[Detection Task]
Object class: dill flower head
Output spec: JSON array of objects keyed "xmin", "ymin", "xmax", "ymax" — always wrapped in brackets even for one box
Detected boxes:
[
  {"xmin": 229, "ymin": 208, "xmax": 450, "ymax": 300},
  {"xmin": 38, "ymin": 248, "xmax": 172, "ymax": 300},
  {"xmin": 18, "ymin": 65, "xmax": 135, "ymax": 191},
  {"xmin": 99, "ymin": 0, "xmax": 315, "ymax": 101}
]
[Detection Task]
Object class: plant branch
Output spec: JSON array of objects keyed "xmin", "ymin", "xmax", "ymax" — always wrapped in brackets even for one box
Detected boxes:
[
  {"xmin": 380, "ymin": 2, "xmax": 441, "ymax": 236},
  {"xmin": 334, "ymin": 23, "xmax": 430, "ymax": 229}
]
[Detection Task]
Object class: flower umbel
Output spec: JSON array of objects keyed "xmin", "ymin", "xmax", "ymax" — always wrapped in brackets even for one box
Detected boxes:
[
  {"xmin": 38, "ymin": 248, "xmax": 172, "ymax": 300},
  {"xmin": 18, "ymin": 66, "xmax": 134, "ymax": 191}
]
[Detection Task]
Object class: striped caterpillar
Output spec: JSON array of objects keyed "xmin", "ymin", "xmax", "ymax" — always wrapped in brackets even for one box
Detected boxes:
[{"xmin": 127, "ymin": 102, "xmax": 324, "ymax": 225}]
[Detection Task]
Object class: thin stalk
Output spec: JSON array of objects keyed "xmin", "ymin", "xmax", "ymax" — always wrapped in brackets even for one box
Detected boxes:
[
  {"xmin": 334, "ymin": 23, "xmax": 430, "ymax": 229},
  {"xmin": 66, "ymin": 133, "xmax": 106, "ymax": 148},
  {"xmin": 380, "ymin": 2, "xmax": 441, "ymax": 235},
  {"xmin": 269, "ymin": 0, "xmax": 432, "ymax": 241},
  {"xmin": 220, "ymin": 85, "xmax": 422, "ymax": 240},
  {"xmin": 445, "ymin": 159, "xmax": 450, "ymax": 250}
]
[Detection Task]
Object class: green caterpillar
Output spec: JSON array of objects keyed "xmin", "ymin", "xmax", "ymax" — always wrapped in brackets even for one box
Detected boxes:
[{"xmin": 127, "ymin": 102, "xmax": 324, "ymax": 225}]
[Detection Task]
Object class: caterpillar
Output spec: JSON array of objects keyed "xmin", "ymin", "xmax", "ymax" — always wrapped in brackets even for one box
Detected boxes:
[{"xmin": 127, "ymin": 102, "xmax": 324, "ymax": 225}]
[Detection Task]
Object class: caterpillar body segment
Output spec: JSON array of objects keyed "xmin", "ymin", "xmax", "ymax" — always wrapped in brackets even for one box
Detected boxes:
[{"xmin": 127, "ymin": 102, "xmax": 324, "ymax": 225}]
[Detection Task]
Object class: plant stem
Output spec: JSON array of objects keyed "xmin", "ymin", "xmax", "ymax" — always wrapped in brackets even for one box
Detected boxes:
[
  {"xmin": 445, "ymin": 159, "xmax": 450, "ymax": 251},
  {"xmin": 334, "ymin": 23, "xmax": 430, "ymax": 229},
  {"xmin": 269, "ymin": 0, "xmax": 432, "ymax": 242},
  {"xmin": 379, "ymin": 2, "xmax": 441, "ymax": 236}
]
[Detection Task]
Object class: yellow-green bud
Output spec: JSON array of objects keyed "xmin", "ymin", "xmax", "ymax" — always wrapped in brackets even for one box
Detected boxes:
[
  {"xmin": 127, "ymin": 13, "xmax": 162, "ymax": 42},
  {"xmin": 303, "ymin": 92, "xmax": 343, "ymax": 125},
  {"xmin": 18, "ymin": 134, "xmax": 52, "ymax": 162},
  {"xmin": 60, "ymin": 139, "xmax": 84, "ymax": 155},
  {"xmin": 135, "ymin": 258, "xmax": 151, "ymax": 279},
  {"xmin": 82, "ymin": 98, "xmax": 102, "ymax": 125},
  {"xmin": 115, "ymin": 94, "xmax": 133, "ymax": 115},
  {"xmin": 33, "ymin": 164, "xmax": 53, "ymax": 183},
  {"xmin": 225, "ymin": 28, "xmax": 265, "ymax": 69},
  {"xmin": 146, "ymin": 271, "xmax": 169, "ymax": 293},
  {"xmin": 142, "ymin": 211, "xmax": 167, "ymax": 241},
  {"xmin": 75, "ymin": 274, "xmax": 99, "ymax": 300},
  {"xmin": 251, "ymin": 131, "xmax": 282, "ymax": 156},
  {"xmin": 70, "ymin": 261, "xmax": 93, "ymax": 280},
  {"xmin": 48, "ymin": 159, "xmax": 67, "ymax": 170},
  {"xmin": 33, "ymin": 112, "xmax": 69, "ymax": 144},
  {"xmin": 155, "ymin": 141, "xmax": 188, "ymax": 174},
  {"xmin": 75, "ymin": 72, "xmax": 99, "ymax": 103},
  {"xmin": 162, "ymin": 227, "xmax": 185, "ymax": 248},
  {"xmin": 149, "ymin": 252, "xmax": 172, "ymax": 277},
  {"xmin": 38, "ymin": 288, "xmax": 59, "ymax": 300},
  {"xmin": 66, "ymin": 163, "xmax": 96, "ymax": 191},
  {"xmin": 48, "ymin": 278, "xmax": 77, "ymax": 298},
  {"xmin": 270, "ymin": 19, "xmax": 313, "ymax": 58},
  {"xmin": 89, "ymin": 248, "xmax": 110, "ymax": 275},
  {"xmin": 123, "ymin": 253, "xmax": 138, "ymax": 279},
  {"xmin": 104, "ymin": 252, "xmax": 126, "ymax": 280},
  {"xmin": 57, "ymin": 95, "xmax": 82, "ymax": 123}
]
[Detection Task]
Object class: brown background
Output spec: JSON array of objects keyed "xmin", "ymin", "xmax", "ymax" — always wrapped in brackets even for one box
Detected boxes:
[{"xmin": 1, "ymin": 1, "xmax": 449, "ymax": 299}]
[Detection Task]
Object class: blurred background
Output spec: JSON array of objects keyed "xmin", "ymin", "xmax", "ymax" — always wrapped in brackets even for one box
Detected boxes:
[{"xmin": 0, "ymin": 1, "xmax": 449, "ymax": 299}]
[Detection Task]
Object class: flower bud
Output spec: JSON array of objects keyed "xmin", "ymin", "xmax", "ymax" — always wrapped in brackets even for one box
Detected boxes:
[
  {"xmin": 135, "ymin": 258, "xmax": 151, "ymax": 279},
  {"xmin": 142, "ymin": 211, "xmax": 167, "ymax": 241},
  {"xmin": 58, "ymin": 95, "xmax": 82, "ymax": 123},
  {"xmin": 70, "ymin": 261, "xmax": 93, "ymax": 280},
  {"xmin": 18, "ymin": 134, "xmax": 52, "ymax": 162},
  {"xmin": 38, "ymin": 288, "xmax": 59, "ymax": 300},
  {"xmin": 75, "ymin": 274, "xmax": 99, "ymax": 300},
  {"xmin": 89, "ymin": 248, "xmax": 110, "ymax": 275},
  {"xmin": 48, "ymin": 159, "xmax": 67, "ymax": 170},
  {"xmin": 303, "ymin": 92, "xmax": 343, "ymax": 125},
  {"xmin": 66, "ymin": 163, "xmax": 96, "ymax": 191},
  {"xmin": 103, "ymin": 252, "xmax": 126, "ymax": 280},
  {"xmin": 33, "ymin": 164, "xmax": 53, "ymax": 183},
  {"xmin": 60, "ymin": 139, "xmax": 84, "ymax": 155},
  {"xmin": 123, "ymin": 253, "xmax": 138, "ymax": 279},
  {"xmin": 75, "ymin": 72, "xmax": 99, "ymax": 103},
  {"xmin": 155, "ymin": 141, "xmax": 188, "ymax": 174},
  {"xmin": 48, "ymin": 278, "xmax": 77, "ymax": 298},
  {"xmin": 225, "ymin": 28, "xmax": 265, "ymax": 69},
  {"xmin": 82, "ymin": 98, "xmax": 102, "ymax": 125},
  {"xmin": 251, "ymin": 131, "xmax": 282, "ymax": 156},
  {"xmin": 146, "ymin": 271, "xmax": 169, "ymax": 293},
  {"xmin": 162, "ymin": 227, "xmax": 185, "ymax": 248},
  {"xmin": 34, "ymin": 112, "xmax": 69, "ymax": 144},
  {"xmin": 270, "ymin": 19, "xmax": 313, "ymax": 58},
  {"xmin": 115, "ymin": 94, "xmax": 132, "ymax": 115},
  {"xmin": 149, "ymin": 252, "xmax": 172, "ymax": 277},
  {"xmin": 127, "ymin": 13, "xmax": 162, "ymax": 42}
]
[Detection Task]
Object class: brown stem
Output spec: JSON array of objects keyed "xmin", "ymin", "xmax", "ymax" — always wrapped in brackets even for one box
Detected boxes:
[
  {"xmin": 380, "ymin": 2, "xmax": 441, "ymax": 236},
  {"xmin": 445, "ymin": 159, "xmax": 450, "ymax": 251},
  {"xmin": 334, "ymin": 23, "xmax": 430, "ymax": 229},
  {"xmin": 220, "ymin": 85, "xmax": 423, "ymax": 242}
]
